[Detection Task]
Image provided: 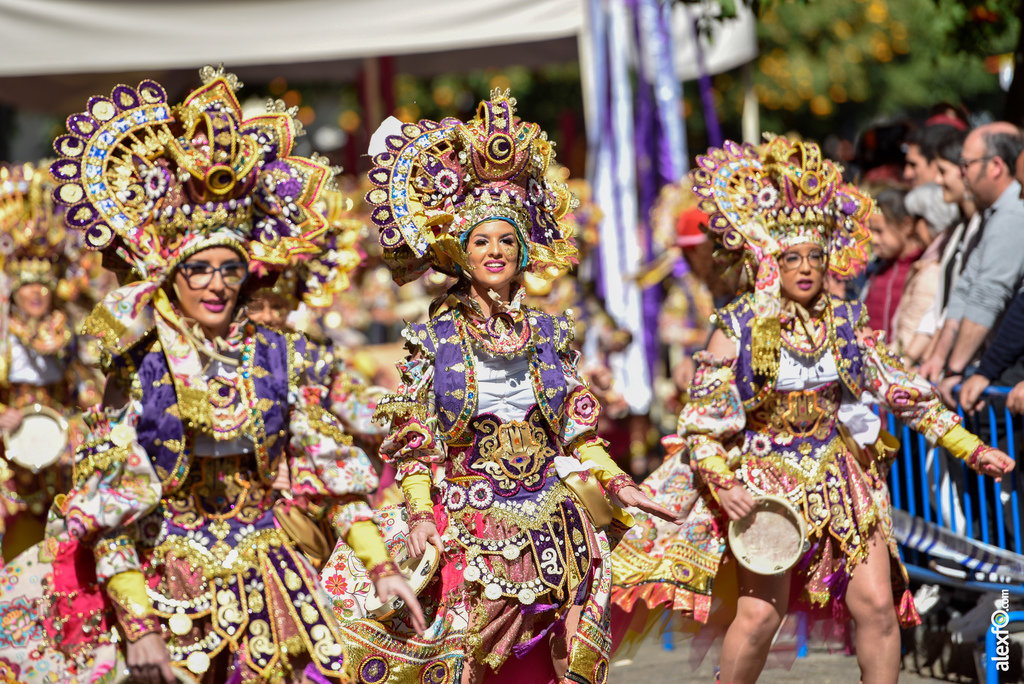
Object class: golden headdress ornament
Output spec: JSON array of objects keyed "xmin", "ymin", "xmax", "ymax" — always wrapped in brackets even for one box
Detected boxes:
[
  {"xmin": 0, "ymin": 161, "xmax": 80, "ymax": 296},
  {"xmin": 48, "ymin": 66, "xmax": 344, "ymax": 354},
  {"xmin": 690, "ymin": 136, "xmax": 872, "ymax": 373},
  {"xmin": 365, "ymin": 89, "xmax": 578, "ymax": 285}
]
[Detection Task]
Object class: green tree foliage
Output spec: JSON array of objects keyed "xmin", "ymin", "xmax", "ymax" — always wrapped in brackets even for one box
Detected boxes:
[{"xmin": 683, "ymin": 0, "xmax": 1019, "ymax": 139}]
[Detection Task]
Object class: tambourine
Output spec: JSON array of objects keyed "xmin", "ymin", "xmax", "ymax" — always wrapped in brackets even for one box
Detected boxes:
[
  {"xmin": 170, "ymin": 666, "xmax": 201, "ymax": 683},
  {"xmin": 728, "ymin": 494, "xmax": 809, "ymax": 575},
  {"xmin": 3, "ymin": 404, "xmax": 68, "ymax": 472},
  {"xmin": 362, "ymin": 501, "xmax": 438, "ymax": 618}
]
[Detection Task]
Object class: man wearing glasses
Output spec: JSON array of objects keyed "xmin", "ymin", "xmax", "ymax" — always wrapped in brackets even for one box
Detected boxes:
[{"xmin": 920, "ymin": 122, "xmax": 1024, "ymax": 403}]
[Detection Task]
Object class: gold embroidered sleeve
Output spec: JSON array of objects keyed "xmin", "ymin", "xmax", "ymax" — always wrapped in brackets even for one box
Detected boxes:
[
  {"xmin": 66, "ymin": 402, "xmax": 162, "ymax": 582},
  {"xmin": 674, "ymin": 352, "xmax": 744, "ymax": 492},
  {"xmin": 289, "ymin": 384, "xmax": 379, "ymax": 501},
  {"xmin": 305, "ymin": 404, "xmax": 353, "ymax": 446},
  {"xmin": 857, "ymin": 329, "xmax": 963, "ymax": 445}
]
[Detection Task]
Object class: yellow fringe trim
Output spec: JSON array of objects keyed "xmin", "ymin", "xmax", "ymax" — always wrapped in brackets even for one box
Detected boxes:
[{"xmin": 751, "ymin": 316, "xmax": 781, "ymax": 376}]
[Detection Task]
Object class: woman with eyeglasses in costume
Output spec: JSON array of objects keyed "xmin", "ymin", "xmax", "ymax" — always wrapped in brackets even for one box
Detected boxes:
[
  {"xmin": 318, "ymin": 91, "xmax": 678, "ymax": 684},
  {"xmin": 39, "ymin": 69, "xmax": 424, "ymax": 684},
  {"xmin": 608, "ymin": 138, "xmax": 1014, "ymax": 684}
]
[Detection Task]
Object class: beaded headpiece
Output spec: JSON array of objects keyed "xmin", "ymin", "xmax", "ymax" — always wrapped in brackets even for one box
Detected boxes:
[
  {"xmin": 256, "ymin": 188, "xmax": 364, "ymax": 310},
  {"xmin": 0, "ymin": 162, "xmax": 77, "ymax": 294},
  {"xmin": 691, "ymin": 136, "xmax": 872, "ymax": 373},
  {"xmin": 365, "ymin": 89, "xmax": 577, "ymax": 285},
  {"xmin": 49, "ymin": 66, "xmax": 338, "ymax": 354}
]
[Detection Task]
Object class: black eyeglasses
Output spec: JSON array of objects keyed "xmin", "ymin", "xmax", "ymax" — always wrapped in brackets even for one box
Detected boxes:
[
  {"xmin": 958, "ymin": 155, "xmax": 994, "ymax": 172},
  {"xmin": 178, "ymin": 262, "xmax": 249, "ymax": 289},
  {"xmin": 778, "ymin": 251, "xmax": 827, "ymax": 272}
]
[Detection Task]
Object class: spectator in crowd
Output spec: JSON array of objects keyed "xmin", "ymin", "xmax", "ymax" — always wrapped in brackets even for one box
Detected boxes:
[
  {"xmin": 908, "ymin": 129, "xmax": 981, "ymax": 363},
  {"xmin": 891, "ymin": 183, "xmax": 957, "ymax": 358},
  {"xmin": 959, "ymin": 288, "xmax": 1024, "ymax": 413},
  {"xmin": 923, "ymin": 101, "xmax": 970, "ymax": 132},
  {"xmin": 919, "ymin": 123, "xmax": 1024, "ymax": 402},
  {"xmin": 855, "ymin": 121, "xmax": 913, "ymax": 184},
  {"xmin": 904, "ymin": 123, "xmax": 962, "ymax": 187},
  {"xmin": 1016, "ymin": 125, "xmax": 1024, "ymax": 196},
  {"xmin": 960, "ymin": 136, "xmax": 1024, "ymax": 414},
  {"xmin": 861, "ymin": 188, "xmax": 928, "ymax": 344}
]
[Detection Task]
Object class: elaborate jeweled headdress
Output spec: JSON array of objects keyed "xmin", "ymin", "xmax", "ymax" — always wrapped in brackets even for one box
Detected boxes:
[
  {"xmin": 256, "ymin": 187, "xmax": 364, "ymax": 310},
  {"xmin": 365, "ymin": 89, "xmax": 577, "ymax": 285},
  {"xmin": 0, "ymin": 162, "xmax": 75, "ymax": 293},
  {"xmin": 690, "ymin": 136, "xmax": 872, "ymax": 373},
  {"xmin": 49, "ymin": 66, "xmax": 338, "ymax": 355}
]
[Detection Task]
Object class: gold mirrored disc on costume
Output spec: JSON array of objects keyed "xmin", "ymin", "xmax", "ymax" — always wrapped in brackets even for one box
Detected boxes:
[
  {"xmin": 186, "ymin": 652, "xmax": 211, "ymax": 675},
  {"xmin": 169, "ymin": 613, "xmax": 193, "ymax": 636}
]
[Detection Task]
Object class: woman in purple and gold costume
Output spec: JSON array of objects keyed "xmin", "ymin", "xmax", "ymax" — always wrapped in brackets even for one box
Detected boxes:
[
  {"xmin": 319, "ymin": 90, "xmax": 676, "ymax": 684},
  {"xmin": 609, "ymin": 137, "xmax": 1014, "ymax": 684},
  {"xmin": 0, "ymin": 162, "xmax": 102, "ymax": 562},
  {"xmin": 0, "ymin": 162, "xmax": 111, "ymax": 684},
  {"xmin": 38, "ymin": 67, "xmax": 423, "ymax": 684},
  {"xmin": 245, "ymin": 188, "xmax": 386, "ymax": 457}
]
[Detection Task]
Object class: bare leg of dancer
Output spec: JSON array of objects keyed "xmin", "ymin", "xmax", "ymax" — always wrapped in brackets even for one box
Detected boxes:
[
  {"xmin": 551, "ymin": 604, "xmax": 583, "ymax": 679},
  {"xmin": 717, "ymin": 565, "xmax": 791, "ymax": 684},
  {"xmin": 461, "ymin": 658, "xmax": 486, "ymax": 684},
  {"xmin": 845, "ymin": 529, "xmax": 900, "ymax": 684}
]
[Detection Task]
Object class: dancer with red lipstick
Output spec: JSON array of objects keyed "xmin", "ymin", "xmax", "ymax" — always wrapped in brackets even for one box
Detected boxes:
[
  {"xmin": 320, "ymin": 90, "xmax": 677, "ymax": 684},
  {"xmin": 20, "ymin": 67, "xmax": 425, "ymax": 684},
  {"xmin": 609, "ymin": 137, "xmax": 1014, "ymax": 684}
]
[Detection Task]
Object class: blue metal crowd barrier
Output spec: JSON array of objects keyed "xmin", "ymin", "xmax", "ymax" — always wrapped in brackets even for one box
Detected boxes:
[
  {"xmin": 661, "ymin": 386, "xmax": 1024, "ymax": 663},
  {"xmin": 881, "ymin": 384, "xmax": 1024, "ymax": 677},
  {"xmin": 882, "ymin": 385, "xmax": 1022, "ymax": 567}
]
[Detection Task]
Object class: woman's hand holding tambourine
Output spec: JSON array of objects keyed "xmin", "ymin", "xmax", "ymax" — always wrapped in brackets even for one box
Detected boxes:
[
  {"xmin": 125, "ymin": 632, "xmax": 176, "ymax": 684},
  {"xmin": 406, "ymin": 521, "xmax": 443, "ymax": 559},
  {"xmin": 373, "ymin": 575, "xmax": 427, "ymax": 636},
  {"xmin": 716, "ymin": 485, "xmax": 756, "ymax": 521},
  {"xmin": 0, "ymin": 409, "xmax": 23, "ymax": 433}
]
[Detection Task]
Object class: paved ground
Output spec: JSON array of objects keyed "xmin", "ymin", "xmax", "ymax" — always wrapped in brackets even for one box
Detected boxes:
[{"xmin": 610, "ymin": 634, "xmax": 944, "ymax": 683}]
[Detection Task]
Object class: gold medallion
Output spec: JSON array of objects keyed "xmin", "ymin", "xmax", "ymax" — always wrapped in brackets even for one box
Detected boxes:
[
  {"xmin": 186, "ymin": 651, "xmax": 211, "ymax": 674},
  {"xmin": 110, "ymin": 422, "xmax": 136, "ymax": 448},
  {"xmin": 169, "ymin": 612, "xmax": 193, "ymax": 636}
]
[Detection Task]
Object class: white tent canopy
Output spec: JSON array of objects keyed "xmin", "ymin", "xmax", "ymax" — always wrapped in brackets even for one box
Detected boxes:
[
  {"xmin": 0, "ymin": 0, "xmax": 755, "ymax": 111},
  {"xmin": 0, "ymin": 0, "xmax": 583, "ymax": 76}
]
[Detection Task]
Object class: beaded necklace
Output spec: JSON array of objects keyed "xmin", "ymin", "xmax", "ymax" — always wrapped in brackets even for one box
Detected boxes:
[
  {"xmin": 235, "ymin": 327, "xmax": 269, "ymax": 475},
  {"xmin": 208, "ymin": 324, "xmax": 258, "ymax": 442},
  {"xmin": 780, "ymin": 316, "xmax": 827, "ymax": 361},
  {"xmin": 461, "ymin": 310, "xmax": 533, "ymax": 358},
  {"xmin": 742, "ymin": 298, "xmax": 839, "ymax": 412}
]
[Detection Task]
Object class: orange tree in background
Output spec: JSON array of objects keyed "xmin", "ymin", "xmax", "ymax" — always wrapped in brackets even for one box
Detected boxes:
[{"xmin": 683, "ymin": 0, "xmax": 1019, "ymax": 140}]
